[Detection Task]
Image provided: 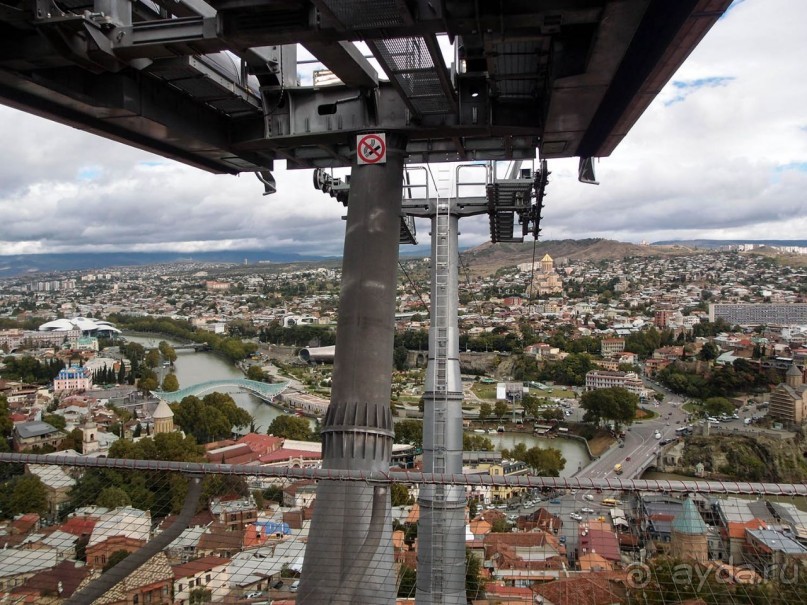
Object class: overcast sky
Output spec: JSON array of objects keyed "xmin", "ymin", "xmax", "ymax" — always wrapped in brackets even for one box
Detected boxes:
[{"xmin": 0, "ymin": 0, "xmax": 804, "ymax": 258}]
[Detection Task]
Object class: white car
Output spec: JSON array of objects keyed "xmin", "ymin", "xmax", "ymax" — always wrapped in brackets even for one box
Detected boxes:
[
  {"xmin": 581, "ymin": 507, "xmax": 594, "ymax": 514},
  {"xmin": 569, "ymin": 512, "xmax": 582, "ymax": 521}
]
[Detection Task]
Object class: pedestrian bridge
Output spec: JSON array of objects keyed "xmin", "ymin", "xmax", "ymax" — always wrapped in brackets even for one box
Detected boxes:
[{"xmin": 154, "ymin": 378, "xmax": 289, "ymax": 403}]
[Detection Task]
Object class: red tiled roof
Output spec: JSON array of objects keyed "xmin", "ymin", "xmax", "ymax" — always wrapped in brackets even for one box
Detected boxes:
[
  {"xmin": 259, "ymin": 449, "xmax": 321, "ymax": 463},
  {"xmin": 60, "ymin": 517, "xmax": 97, "ymax": 537},
  {"xmin": 11, "ymin": 513, "xmax": 39, "ymax": 534},
  {"xmin": 238, "ymin": 433, "xmax": 283, "ymax": 453},
  {"xmin": 532, "ymin": 573, "xmax": 625, "ymax": 605},
  {"xmin": 12, "ymin": 560, "xmax": 90, "ymax": 598},
  {"xmin": 577, "ymin": 528, "xmax": 621, "ymax": 561},
  {"xmin": 172, "ymin": 556, "xmax": 231, "ymax": 578},
  {"xmin": 485, "ymin": 584, "xmax": 534, "ymax": 598}
]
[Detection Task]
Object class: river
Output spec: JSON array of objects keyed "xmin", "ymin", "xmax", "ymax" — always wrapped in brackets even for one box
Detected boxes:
[
  {"xmin": 122, "ymin": 333, "xmax": 589, "ymax": 474},
  {"xmin": 484, "ymin": 432, "xmax": 590, "ymax": 478},
  {"xmin": 123, "ymin": 334, "xmax": 289, "ymax": 433}
]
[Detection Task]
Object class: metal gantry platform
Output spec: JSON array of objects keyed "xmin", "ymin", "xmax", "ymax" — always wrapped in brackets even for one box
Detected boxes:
[{"xmin": 0, "ymin": 1, "xmax": 732, "ymax": 178}]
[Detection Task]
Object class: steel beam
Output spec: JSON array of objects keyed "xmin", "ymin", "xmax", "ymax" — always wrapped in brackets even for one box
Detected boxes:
[{"xmin": 302, "ymin": 40, "xmax": 378, "ymax": 89}]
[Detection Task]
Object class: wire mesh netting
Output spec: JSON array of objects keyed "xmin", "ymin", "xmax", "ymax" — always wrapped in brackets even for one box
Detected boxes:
[{"xmin": 1, "ymin": 453, "xmax": 807, "ymax": 604}]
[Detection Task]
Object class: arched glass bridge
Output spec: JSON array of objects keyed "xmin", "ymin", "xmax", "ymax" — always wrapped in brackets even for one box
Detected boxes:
[{"xmin": 153, "ymin": 378, "xmax": 290, "ymax": 403}]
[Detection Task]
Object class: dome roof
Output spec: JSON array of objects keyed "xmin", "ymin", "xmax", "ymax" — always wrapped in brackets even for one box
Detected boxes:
[
  {"xmin": 153, "ymin": 400, "xmax": 174, "ymax": 419},
  {"xmin": 38, "ymin": 317, "xmax": 120, "ymax": 333},
  {"xmin": 672, "ymin": 498, "xmax": 707, "ymax": 535}
]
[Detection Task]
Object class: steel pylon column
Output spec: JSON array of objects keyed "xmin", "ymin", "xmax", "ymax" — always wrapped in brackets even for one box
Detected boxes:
[
  {"xmin": 417, "ymin": 195, "xmax": 466, "ymax": 605},
  {"xmin": 298, "ymin": 134, "xmax": 406, "ymax": 605}
]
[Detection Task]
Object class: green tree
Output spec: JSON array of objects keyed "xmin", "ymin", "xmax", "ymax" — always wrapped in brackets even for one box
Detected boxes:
[
  {"xmin": 161, "ymin": 373, "xmax": 180, "ymax": 392},
  {"xmin": 102, "ymin": 550, "xmax": 131, "ymax": 573},
  {"xmin": 463, "ymin": 433, "xmax": 494, "ymax": 451},
  {"xmin": 41, "ymin": 413, "xmax": 66, "ymax": 431},
  {"xmin": 466, "ymin": 549, "xmax": 483, "ymax": 601},
  {"xmin": 158, "ymin": 341, "xmax": 177, "ymax": 365},
  {"xmin": 246, "ymin": 365, "xmax": 267, "ymax": 381},
  {"xmin": 0, "ymin": 395, "xmax": 13, "ymax": 450},
  {"xmin": 144, "ymin": 349, "xmax": 161, "ymax": 369},
  {"xmin": 703, "ymin": 397, "xmax": 734, "ymax": 417},
  {"xmin": 189, "ymin": 588, "xmax": 212, "ymax": 605},
  {"xmin": 580, "ymin": 387, "xmax": 638, "ymax": 429},
  {"xmin": 539, "ymin": 408, "xmax": 563, "ymax": 421},
  {"xmin": 490, "ymin": 517, "xmax": 511, "ymax": 533},
  {"xmin": 172, "ymin": 393, "xmax": 252, "ymax": 444},
  {"xmin": 393, "ymin": 345, "xmax": 408, "ymax": 371},
  {"xmin": 267, "ymin": 415, "xmax": 314, "ymax": 441},
  {"xmin": 523, "ymin": 446, "xmax": 566, "ymax": 476},
  {"xmin": 478, "ymin": 402, "xmax": 492, "ymax": 421},
  {"xmin": 699, "ymin": 341, "xmax": 720, "ymax": 361},
  {"xmin": 394, "ymin": 419, "xmax": 423, "ymax": 447},
  {"xmin": 139, "ymin": 376, "xmax": 158, "ymax": 394},
  {"xmin": 59, "ymin": 428, "xmax": 84, "ymax": 452},
  {"xmin": 493, "ymin": 401, "xmax": 508, "ymax": 419},
  {"xmin": 397, "ymin": 566, "xmax": 417, "ymax": 598},
  {"xmin": 262, "ymin": 485, "xmax": 284, "ymax": 503},
  {"xmin": 97, "ymin": 486, "xmax": 132, "ymax": 509},
  {"xmin": 391, "ymin": 483, "xmax": 413, "ymax": 506},
  {"xmin": 0, "ymin": 474, "xmax": 48, "ymax": 518}
]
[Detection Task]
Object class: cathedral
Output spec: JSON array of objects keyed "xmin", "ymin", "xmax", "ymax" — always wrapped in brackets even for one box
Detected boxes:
[{"xmin": 527, "ymin": 254, "xmax": 563, "ymax": 295}]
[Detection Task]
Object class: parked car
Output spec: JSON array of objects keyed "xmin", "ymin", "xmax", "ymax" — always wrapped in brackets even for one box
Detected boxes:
[
  {"xmin": 244, "ymin": 593, "xmax": 263, "ymax": 600},
  {"xmin": 581, "ymin": 507, "xmax": 594, "ymax": 514},
  {"xmin": 550, "ymin": 498, "xmax": 561, "ymax": 504},
  {"xmin": 569, "ymin": 512, "xmax": 582, "ymax": 521}
]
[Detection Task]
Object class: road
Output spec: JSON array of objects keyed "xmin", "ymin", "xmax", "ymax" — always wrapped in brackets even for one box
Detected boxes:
[{"xmin": 575, "ymin": 379, "xmax": 690, "ymax": 481}]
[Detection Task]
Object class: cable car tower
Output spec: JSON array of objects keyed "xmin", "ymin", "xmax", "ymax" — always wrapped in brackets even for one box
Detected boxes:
[{"xmin": 312, "ymin": 160, "xmax": 547, "ymax": 604}]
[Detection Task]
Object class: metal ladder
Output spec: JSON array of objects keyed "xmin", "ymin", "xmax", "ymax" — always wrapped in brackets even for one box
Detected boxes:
[{"xmin": 430, "ymin": 166, "xmax": 453, "ymax": 602}]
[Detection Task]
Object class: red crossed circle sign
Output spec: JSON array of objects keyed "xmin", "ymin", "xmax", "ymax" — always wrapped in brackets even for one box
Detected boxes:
[{"xmin": 357, "ymin": 133, "xmax": 387, "ymax": 165}]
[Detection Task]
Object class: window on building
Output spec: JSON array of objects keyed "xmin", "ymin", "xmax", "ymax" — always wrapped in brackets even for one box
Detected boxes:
[
  {"xmin": 178, "ymin": 584, "xmax": 183, "ymax": 592},
  {"xmin": 206, "ymin": 574, "xmax": 211, "ymax": 584},
  {"xmin": 133, "ymin": 595, "xmax": 139, "ymax": 605}
]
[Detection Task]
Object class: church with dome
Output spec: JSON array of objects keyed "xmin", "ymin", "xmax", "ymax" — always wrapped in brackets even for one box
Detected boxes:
[
  {"xmin": 518, "ymin": 254, "xmax": 563, "ymax": 295},
  {"xmin": 152, "ymin": 400, "xmax": 175, "ymax": 435}
]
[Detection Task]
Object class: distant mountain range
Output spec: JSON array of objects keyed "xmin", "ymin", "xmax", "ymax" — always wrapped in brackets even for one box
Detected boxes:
[
  {"xmin": 3, "ymin": 238, "xmax": 806, "ymax": 279},
  {"xmin": 652, "ymin": 239, "xmax": 807, "ymax": 248},
  {"xmin": 458, "ymin": 238, "xmax": 690, "ymax": 273},
  {"xmin": 0, "ymin": 250, "xmax": 332, "ymax": 278}
]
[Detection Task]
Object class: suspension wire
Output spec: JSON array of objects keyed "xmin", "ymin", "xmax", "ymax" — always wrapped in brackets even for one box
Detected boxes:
[
  {"xmin": 526, "ymin": 234, "xmax": 539, "ymax": 310},
  {"xmin": 398, "ymin": 259, "xmax": 430, "ymax": 320}
]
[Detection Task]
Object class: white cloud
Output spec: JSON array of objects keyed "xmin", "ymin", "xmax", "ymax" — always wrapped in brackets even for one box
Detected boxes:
[{"xmin": 0, "ymin": 0, "xmax": 805, "ymax": 256}]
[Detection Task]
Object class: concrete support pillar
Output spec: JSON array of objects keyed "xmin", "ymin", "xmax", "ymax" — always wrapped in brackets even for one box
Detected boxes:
[{"xmin": 298, "ymin": 134, "xmax": 406, "ymax": 605}]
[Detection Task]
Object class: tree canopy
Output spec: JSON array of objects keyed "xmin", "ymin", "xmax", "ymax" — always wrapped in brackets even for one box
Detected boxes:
[
  {"xmin": 393, "ymin": 419, "xmax": 423, "ymax": 448},
  {"xmin": 172, "ymin": 392, "xmax": 252, "ymax": 444},
  {"xmin": 0, "ymin": 474, "xmax": 48, "ymax": 518},
  {"xmin": 267, "ymin": 415, "xmax": 317, "ymax": 441},
  {"xmin": 579, "ymin": 387, "xmax": 638, "ymax": 429},
  {"xmin": 161, "ymin": 373, "xmax": 180, "ymax": 392},
  {"xmin": 500, "ymin": 442, "xmax": 566, "ymax": 476}
]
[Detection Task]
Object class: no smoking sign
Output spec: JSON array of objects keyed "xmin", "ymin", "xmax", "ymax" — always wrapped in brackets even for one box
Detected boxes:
[{"xmin": 357, "ymin": 133, "xmax": 387, "ymax": 165}]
